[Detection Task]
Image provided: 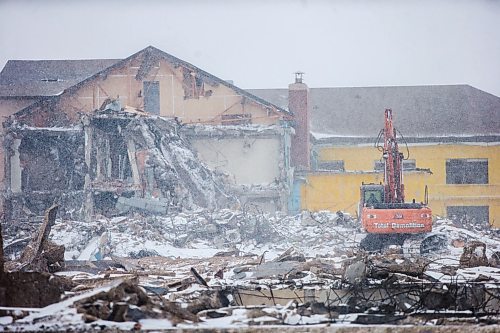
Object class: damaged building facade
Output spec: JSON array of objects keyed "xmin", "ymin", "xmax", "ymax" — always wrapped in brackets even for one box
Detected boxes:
[
  {"xmin": 250, "ymin": 84, "xmax": 500, "ymax": 227},
  {"xmin": 0, "ymin": 46, "xmax": 294, "ymax": 220},
  {"xmin": 2, "ymin": 46, "xmax": 498, "ymax": 226}
]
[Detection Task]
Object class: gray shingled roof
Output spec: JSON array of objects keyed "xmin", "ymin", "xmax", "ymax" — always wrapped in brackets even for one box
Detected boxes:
[
  {"xmin": 248, "ymin": 85, "xmax": 500, "ymax": 138},
  {"xmin": 0, "ymin": 59, "xmax": 120, "ymax": 98}
]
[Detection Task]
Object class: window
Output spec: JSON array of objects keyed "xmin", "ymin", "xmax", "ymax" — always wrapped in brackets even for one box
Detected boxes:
[
  {"xmin": 446, "ymin": 159, "xmax": 488, "ymax": 184},
  {"xmin": 374, "ymin": 159, "xmax": 416, "ymax": 171},
  {"xmin": 143, "ymin": 81, "xmax": 160, "ymax": 114},
  {"xmin": 317, "ymin": 160, "xmax": 345, "ymax": 172},
  {"xmin": 447, "ymin": 206, "xmax": 489, "ymax": 225}
]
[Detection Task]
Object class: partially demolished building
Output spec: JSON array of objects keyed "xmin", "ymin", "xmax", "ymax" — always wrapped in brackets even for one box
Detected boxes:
[{"xmin": 0, "ymin": 46, "xmax": 294, "ymax": 221}]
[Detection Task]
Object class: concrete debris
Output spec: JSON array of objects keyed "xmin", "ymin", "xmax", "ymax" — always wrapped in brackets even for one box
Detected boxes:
[
  {"xmin": 121, "ymin": 117, "xmax": 234, "ymax": 211},
  {"xmin": 2, "ymin": 215, "xmax": 500, "ymax": 330},
  {"xmin": 490, "ymin": 251, "xmax": 500, "ymax": 268},
  {"xmin": 74, "ymin": 279, "xmax": 166, "ymax": 323},
  {"xmin": 343, "ymin": 259, "xmax": 367, "ymax": 284},
  {"xmin": 368, "ymin": 256, "xmax": 429, "ymax": 279},
  {"xmin": 2, "ymin": 209, "xmax": 359, "ymax": 261},
  {"xmin": 459, "ymin": 241, "xmax": 488, "ymax": 268}
]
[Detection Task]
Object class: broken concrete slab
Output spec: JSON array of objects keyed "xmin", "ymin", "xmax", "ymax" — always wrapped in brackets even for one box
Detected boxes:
[
  {"xmin": 248, "ymin": 261, "xmax": 304, "ymax": 279},
  {"xmin": 343, "ymin": 259, "xmax": 367, "ymax": 284}
]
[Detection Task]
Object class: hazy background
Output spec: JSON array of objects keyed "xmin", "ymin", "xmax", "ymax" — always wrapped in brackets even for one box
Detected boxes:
[{"xmin": 1, "ymin": 0, "xmax": 499, "ymax": 95}]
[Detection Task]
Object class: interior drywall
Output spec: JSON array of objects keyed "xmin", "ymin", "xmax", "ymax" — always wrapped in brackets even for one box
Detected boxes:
[{"xmin": 191, "ymin": 137, "xmax": 281, "ymax": 185}]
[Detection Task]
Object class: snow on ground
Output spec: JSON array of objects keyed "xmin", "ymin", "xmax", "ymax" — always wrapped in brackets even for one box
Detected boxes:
[
  {"xmin": 4, "ymin": 211, "xmax": 500, "ymax": 331},
  {"xmin": 48, "ymin": 210, "xmax": 362, "ymax": 262}
]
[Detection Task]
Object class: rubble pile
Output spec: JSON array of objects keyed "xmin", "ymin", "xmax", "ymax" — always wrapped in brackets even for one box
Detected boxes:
[
  {"xmin": 3, "ymin": 210, "xmax": 500, "ymax": 330},
  {"xmin": 120, "ymin": 117, "xmax": 235, "ymax": 210},
  {"xmin": 5, "ymin": 210, "xmax": 358, "ymax": 261}
]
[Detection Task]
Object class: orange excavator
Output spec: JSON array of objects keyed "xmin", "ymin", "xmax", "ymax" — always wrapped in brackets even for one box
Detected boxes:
[{"xmin": 359, "ymin": 109, "xmax": 446, "ymax": 253}]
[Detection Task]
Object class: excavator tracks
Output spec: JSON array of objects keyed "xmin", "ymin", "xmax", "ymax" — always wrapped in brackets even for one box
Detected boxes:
[{"xmin": 361, "ymin": 232, "xmax": 448, "ymax": 255}]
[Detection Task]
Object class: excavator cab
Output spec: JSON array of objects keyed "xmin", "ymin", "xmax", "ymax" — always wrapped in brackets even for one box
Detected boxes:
[{"xmin": 360, "ymin": 184, "xmax": 384, "ymax": 208}]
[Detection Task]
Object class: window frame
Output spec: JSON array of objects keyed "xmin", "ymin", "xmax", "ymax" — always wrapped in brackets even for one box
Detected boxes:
[
  {"xmin": 143, "ymin": 80, "xmax": 160, "ymax": 115},
  {"xmin": 446, "ymin": 158, "xmax": 488, "ymax": 185}
]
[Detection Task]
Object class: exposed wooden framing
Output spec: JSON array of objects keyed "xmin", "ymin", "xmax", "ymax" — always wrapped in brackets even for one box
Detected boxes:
[{"xmin": 126, "ymin": 139, "xmax": 141, "ymax": 187}]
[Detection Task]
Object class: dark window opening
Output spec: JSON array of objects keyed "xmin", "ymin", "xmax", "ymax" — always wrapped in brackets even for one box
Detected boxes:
[
  {"xmin": 19, "ymin": 133, "xmax": 85, "ymax": 192},
  {"xmin": 446, "ymin": 158, "xmax": 488, "ymax": 184},
  {"xmin": 91, "ymin": 119, "xmax": 133, "ymax": 184},
  {"xmin": 317, "ymin": 160, "xmax": 345, "ymax": 172},
  {"xmin": 221, "ymin": 113, "xmax": 252, "ymax": 125},
  {"xmin": 143, "ymin": 81, "xmax": 160, "ymax": 114},
  {"xmin": 447, "ymin": 206, "xmax": 489, "ymax": 225}
]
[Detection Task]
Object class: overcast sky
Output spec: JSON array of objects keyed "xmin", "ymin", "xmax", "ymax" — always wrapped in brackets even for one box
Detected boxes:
[{"xmin": 1, "ymin": 0, "xmax": 499, "ymax": 96}]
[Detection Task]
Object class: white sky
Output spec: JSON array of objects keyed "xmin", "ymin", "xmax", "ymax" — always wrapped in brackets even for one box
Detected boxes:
[{"xmin": 1, "ymin": 0, "xmax": 499, "ymax": 96}]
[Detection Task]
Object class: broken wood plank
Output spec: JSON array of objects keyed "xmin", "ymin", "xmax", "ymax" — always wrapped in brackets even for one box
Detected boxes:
[
  {"xmin": 19, "ymin": 204, "xmax": 59, "ymax": 265},
  {"xmin": 190, "ymin": 267, "xmax": 209, "ymax": 287}
]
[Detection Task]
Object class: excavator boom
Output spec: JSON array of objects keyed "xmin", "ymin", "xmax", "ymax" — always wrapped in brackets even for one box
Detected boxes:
[{"xmin": 359, "ymin": 109, "xmax": 440, "ymax": 252}]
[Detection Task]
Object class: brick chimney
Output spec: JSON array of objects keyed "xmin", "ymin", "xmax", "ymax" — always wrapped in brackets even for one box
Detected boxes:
[{"xmin": 289, "ymin": 72, "xmax": 311, "ymax": 170}]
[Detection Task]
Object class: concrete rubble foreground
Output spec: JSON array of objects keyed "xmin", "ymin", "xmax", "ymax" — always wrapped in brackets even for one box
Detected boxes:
[{"xmin": 1, "ymin": 208, "xmax": 500, "ymax": 331}]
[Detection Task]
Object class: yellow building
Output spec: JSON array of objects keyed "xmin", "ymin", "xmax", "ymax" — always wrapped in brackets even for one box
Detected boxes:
[{"xmin": 251, "ymin": 84, "xmax": 500, "ymax": 227}]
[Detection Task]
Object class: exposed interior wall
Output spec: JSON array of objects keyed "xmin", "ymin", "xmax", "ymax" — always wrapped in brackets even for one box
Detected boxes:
[
  {"xmin": 191, "ymin": 137, "xmax": 281, "ymax": 185},
  {"xmin": 304, "ymin": 143, "xmax": 500, "ymax": 227}
]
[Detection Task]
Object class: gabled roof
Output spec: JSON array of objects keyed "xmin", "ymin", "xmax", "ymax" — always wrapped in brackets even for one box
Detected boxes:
[
  {"xmin": 0, "ymin": 59, "xmax": 120, "ymax": 97},
  {"xmin": 0, "ymin": 46, "xmax": 290, "ymax": 116},
  {"xmin": 249, "ymin": 85, "xmax": 500, "ymax": 139}
]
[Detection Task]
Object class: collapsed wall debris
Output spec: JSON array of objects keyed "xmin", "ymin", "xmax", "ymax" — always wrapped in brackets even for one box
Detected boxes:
[
  {"xmin": 5, "ymin": 204, "xmax": 64, "ymax": 273},
  {"xmin": 0, "ymin": 205, "xmax": 73, "ymax": 308},
  {"xmin": 3, "ymin": 104, "xmax": 238, "ymax": 223}
]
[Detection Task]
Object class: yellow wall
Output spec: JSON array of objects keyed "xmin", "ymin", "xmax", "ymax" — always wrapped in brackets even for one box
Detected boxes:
[{"xmin": 303, "ymin": 143, "xmax": 500, "ymax": 227}]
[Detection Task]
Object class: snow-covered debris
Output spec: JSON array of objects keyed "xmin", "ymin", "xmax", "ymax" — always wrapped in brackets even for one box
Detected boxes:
[
  {"xmin": 43, "ymin": 210, "xmax": 360, "ymax": 261},
  {"xmin": 122, "ymin": 117, "xmax": 234, "ymax": 210},
  {"xmin": 4, "ymin": 213, "xmax": 500, "ymax": 330}
]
